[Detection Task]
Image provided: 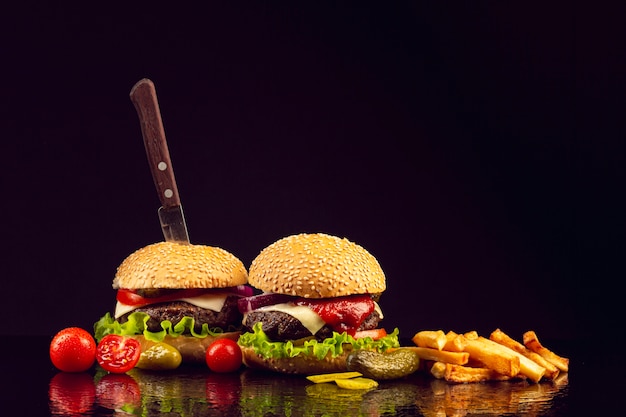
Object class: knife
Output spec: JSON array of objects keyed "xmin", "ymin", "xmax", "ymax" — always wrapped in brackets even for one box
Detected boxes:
[{"xmin": 129, "ymin": 78, "xmax": 191, "ymax": 244}]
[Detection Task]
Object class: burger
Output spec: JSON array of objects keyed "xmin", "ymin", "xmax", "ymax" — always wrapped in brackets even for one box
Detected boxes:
[
  {"xmin": 237, "ymin": 233, "xmax": 399, "ymax": 374},
  {"xmin": 94, "ymin": 241, "xmax": 251, "ymax": 363}
]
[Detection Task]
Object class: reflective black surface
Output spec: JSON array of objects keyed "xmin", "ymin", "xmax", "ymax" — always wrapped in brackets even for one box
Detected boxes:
[{"xmin": 4, "ymin": 336, "xmax": 621, "ymax": 415}]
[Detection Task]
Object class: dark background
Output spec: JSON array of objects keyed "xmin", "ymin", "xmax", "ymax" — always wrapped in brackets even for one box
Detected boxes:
[{"xmin": 2, "ymin": 2, "xmax": 623, "ymax": 343}]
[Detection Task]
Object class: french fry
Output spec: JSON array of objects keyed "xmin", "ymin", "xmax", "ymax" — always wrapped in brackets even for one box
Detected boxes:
[
  {"xmin": 462, "ymin": 336, "xmax": 521, "ymax": 377},
  {"xmin": 523, "ymin": 331, "xmax": 569, "ymax": 372},
  {"xmin": 463, "ymin": 331, "xmax": 479, "ymax": 340},
  {"xmin": 430, "ymin": 361, "xmax": 511, "ymax": 383},
  {"xmin": 430, "ymin": 361, "xmax": 447, "ymax": 379},
  {"xmin": 444, "ymin": 331, "xmax": 467, "ymax": 352},
  {"xmin": 412, "ymin": 330, "xmax": 447, "ymax": 350},
  {"xmin": 490, "ymin": 328, "xmax": 560, "ymax": 380},
  {"xmin": 403, "ymin": 346, "xmax": 470, "ymax": 365},
  {"xmin": 413, "ymin": 328, "xmax": 568, "ymax": 385},
  {"xmin": 482, "ymin": 330, "xmax": 545, "ymax": 383}
]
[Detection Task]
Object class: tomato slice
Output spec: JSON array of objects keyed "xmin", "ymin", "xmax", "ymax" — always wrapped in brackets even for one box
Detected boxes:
[
  {"xmin": 116, "ymin": 289, "xmax": 146, "ymax": 306},
  {"xmin": 96, "ymin": 335, "xmax": 141, "ymax": 373},
  {"xmin": 116, "ymin": 288, "xmax": 205, "ymax": 307},
  {"xmin": 353, "ymin": 328, "xmax": 387, "ymax": 340},
  {"xmin": 116, "ymin": 287, "xmax": 252, "ymax": 308}
]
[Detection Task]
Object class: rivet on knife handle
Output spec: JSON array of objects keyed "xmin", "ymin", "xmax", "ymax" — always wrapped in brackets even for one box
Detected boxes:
[{"xmin": 130, "ymin": 78, "xmax": 190, "ymax": 244}]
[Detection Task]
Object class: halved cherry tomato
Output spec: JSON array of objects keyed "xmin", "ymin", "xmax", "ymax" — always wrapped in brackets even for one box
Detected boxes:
[
  {"xmin": 49, "ymin": 327, "xmax": 97, "ymax": 372},
  {"xmin": 353, "ymin": 328, "xmax": 388, "ymax": 340},
  {"xmin": 96, "ymin": 335, "xmax": 141, "ymax": 373},
  {"xmin": 205, "ymin": 338, "xmax": 242, "ymax": 373}
]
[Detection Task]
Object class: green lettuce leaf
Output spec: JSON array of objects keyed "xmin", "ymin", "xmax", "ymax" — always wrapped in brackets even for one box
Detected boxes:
[
  {"xmin": 93, "ymin": 311, "xmax": 228, "ymax": 342},
  {"xmin": 237, "ymin": 322, "xmax": 400, "ymax": 360}
]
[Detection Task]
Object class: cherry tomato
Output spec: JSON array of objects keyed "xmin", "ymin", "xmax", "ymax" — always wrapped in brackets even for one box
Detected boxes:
[
  {"xmin": 205, "ymin": 338, "xmax": 242, "ymax": 373},
  {"xmin": 48, "ymin": 372, "xmax": 96, "ymax": 415},
  {"xmin": 49, "ymin": 327, "xmax": 97, "ymax": 372},
  {"xmin": 96, "ymin": 335, "xmax": 141, "ymax": 373}
]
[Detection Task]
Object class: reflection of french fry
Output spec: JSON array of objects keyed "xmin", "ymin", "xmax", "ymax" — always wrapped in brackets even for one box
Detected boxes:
[
  {"xmin": 490, "ymin": 329, "xmax": 560, "ymax": 380},
  {"xmin": 420, "ymin": 374, "xmax": 569, "ymax": 417},
  {"xmin": 430, "ymin": 361, "xmax": 510, "ymax": 383},
  {"xmin": 404, "ymin": 346, "xmax": 469, "ymax": 365},
  {"xmin": 463, "ymin": 337, "xmax": 520, "ymax": 377},
  {"xmin": 523, "ymin": 331, "xmax": 569, "ymax": 372},
  {"xmin": 552, "ymin": 370, "xmax": 569, "ymax": 387},
  {"xmin": 412, "ymin": 330, "xmax": 447, "ymax": 350}
]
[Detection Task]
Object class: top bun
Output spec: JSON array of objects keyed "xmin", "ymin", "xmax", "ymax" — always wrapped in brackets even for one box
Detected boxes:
[
  {"xmin": 113, "ymin": 242, "xmax": 248, "ymax": 289},
  {"xmin": 248, "ymin": 233, "xmax": 385, "ymax": 298}
]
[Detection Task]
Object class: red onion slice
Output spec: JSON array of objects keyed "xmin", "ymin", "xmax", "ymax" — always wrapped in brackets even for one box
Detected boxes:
[
  {"xmin": 229, "ymin": 285, "xmax": 255, "ymax": 297},
  {"xmin": 237, "ymin": 293, "xmax": 297, "ymax": 314}
]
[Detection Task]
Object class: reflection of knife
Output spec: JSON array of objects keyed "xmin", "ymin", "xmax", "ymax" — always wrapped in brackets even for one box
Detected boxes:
[{"xmin": 129, "ymin": 78, "xmax": 190, "ymax": 244}]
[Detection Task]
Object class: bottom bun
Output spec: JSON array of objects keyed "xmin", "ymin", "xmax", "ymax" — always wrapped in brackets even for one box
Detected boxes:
[
  {"xmin": 133, "ymin": 332, "xmax": 241, "ymax": 364},
  {"xmin": 241, "ymin": 346, "xmax": 352, "ymax": 374}
]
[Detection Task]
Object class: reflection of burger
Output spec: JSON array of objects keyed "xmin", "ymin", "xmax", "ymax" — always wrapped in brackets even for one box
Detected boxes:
[
  {"xmin": 237, "ymin": 233, "xmax": 399, "ymax": 374},
  {"xmin": 94, "ymin": 241, "xmax": 251, "ymax": 363}
]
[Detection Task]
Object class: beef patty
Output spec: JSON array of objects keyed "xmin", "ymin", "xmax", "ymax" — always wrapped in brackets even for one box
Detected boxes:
[{"xmin": 243, "ymin": 309, "xmax": 381, "ymax": 342}]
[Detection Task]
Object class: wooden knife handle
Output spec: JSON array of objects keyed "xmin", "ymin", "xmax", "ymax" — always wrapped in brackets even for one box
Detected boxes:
[{"xmin": 130, "ymin": 78, "xmax": 181, "ymax": 208}]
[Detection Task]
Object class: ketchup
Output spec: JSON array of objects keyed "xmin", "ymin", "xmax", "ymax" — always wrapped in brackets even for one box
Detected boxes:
[{"xmin": 295, "ymin": 295, "xmax": 375, "ymax": 336}]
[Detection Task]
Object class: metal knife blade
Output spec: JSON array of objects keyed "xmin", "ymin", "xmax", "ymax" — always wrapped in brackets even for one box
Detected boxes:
[{"xmin": 129, "ymin": 78, "xmax": 190, "ymax": 244}]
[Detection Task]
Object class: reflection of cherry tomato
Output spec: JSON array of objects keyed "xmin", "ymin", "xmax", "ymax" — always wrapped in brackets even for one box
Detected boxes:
[
  {"xmin": 48, "ymin": 372, "xmax": 96, "ymax": 415},
  {"xmin": 205, "ymin": 372, "xmax": 241, "ymax": 407},
  {"xmin": 205, "ymin": 338, "xmax": 242, "ymax": 373},
  {"xmin": 95, "ymin": 373, "xmax": 141, "ymax": 411},
  {"xmin": 96, "ymin": 335, "xmax": 141, "ymax": 373},
  {"xmin": 49, "ymin": 327, "xmax": 97, "ymax": 372}
]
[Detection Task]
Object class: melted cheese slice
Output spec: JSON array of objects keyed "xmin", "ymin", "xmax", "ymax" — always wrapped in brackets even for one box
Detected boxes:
[
  {"xmin": 248, "ymin": 301, "xmax": 384, "ymax": 335},
  {"xmin": 253, "ymin": 303, "xmax": 327, "ymax": 335},
  {"xmin": 114, "ymin": 292, "xmax": 229, "ymax": 319}
]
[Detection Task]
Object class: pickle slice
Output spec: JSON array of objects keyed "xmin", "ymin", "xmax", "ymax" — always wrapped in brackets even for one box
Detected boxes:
[
  {"xmin": 306, "ymin": 371, "xmax": 363, "ymax": 384},
  {"xmin": 335, "ymin": 377, "xmax": 379, "ymax": 390}
]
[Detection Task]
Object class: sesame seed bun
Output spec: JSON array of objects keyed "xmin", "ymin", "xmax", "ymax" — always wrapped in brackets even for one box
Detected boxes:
[
  {"xmin": 248, "ymin": 233, "xmax": 385, "ymax": 298},
  {"xmin": 113, "ymin": 242, "xmax": 248, "ymax": 289}
]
